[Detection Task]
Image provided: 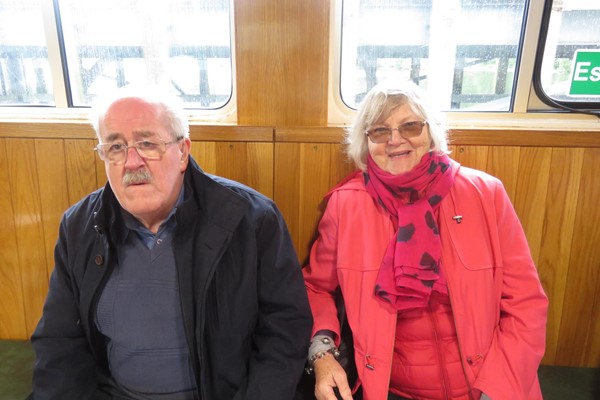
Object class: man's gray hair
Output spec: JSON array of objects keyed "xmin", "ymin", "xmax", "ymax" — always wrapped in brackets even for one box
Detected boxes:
[{"xmin": 90, "ymin": 85, "xmax": 190, "ymax": 141}]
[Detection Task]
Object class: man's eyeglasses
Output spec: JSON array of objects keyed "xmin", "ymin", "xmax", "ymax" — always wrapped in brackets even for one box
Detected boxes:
[
  {"xmin": 94, "ymin": 138, "xmax": 183, "ymax": 165},
  {"xmin": 365, "ymin": 120, "xmax": 427, "ymax": 144}
]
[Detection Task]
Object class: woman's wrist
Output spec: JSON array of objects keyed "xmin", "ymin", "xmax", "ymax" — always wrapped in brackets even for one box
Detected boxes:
[{"xmin": 306, "ymin": 334, "xmax": 340, "ymax": 375}]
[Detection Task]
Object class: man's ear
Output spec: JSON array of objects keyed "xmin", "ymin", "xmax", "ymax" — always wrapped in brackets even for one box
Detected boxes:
[
  {"xmin": 180, "ymin": 138, "xmax": 191, "ymax": 160},
  {"xmin": 179, "ymin": 138, "xmax": 192, "ymax": 171}
]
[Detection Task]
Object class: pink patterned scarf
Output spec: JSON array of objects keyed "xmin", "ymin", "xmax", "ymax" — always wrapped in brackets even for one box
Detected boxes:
[{"xmin": 364, "ymin": 152, "xmax": 458, "ymax": 311}]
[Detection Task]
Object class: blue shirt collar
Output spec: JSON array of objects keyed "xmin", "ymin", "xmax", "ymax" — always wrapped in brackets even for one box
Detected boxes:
[{"xmin": 122, "ymin": 186, "xmax": 185, "ymax": 249}]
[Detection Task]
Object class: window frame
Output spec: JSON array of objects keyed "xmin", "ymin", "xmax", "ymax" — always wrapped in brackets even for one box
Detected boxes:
[
  {"xmin": 532, "ymin": 0, "xmax": 600, "ymax": 117},
  {"xmin": 0, "ymin": 0, "xmax": 238, "ymax": 124},
  {"xmin": 328, "ymin": 0, "xmax": 600, "ymax": 130}
]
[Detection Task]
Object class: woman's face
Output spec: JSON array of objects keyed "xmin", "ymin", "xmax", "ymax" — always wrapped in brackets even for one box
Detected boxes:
[{"xmin": 367, "ymin": 103, "xmax": 432, "ymax": 175}]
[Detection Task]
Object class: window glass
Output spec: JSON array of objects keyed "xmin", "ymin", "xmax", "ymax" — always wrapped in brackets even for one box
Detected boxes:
[
  {"xmin": 0, "ymin": 0, "xmax": 54, "ymax": 106},
  {"xmin": 537, "ymin": 0, "xmax": 600, "ymax": 106},
  {"xmin": 57, "ymin": 0, "xmax": 232, "ymax": 108},
  {"xmin": 339, "ymin": 0, "xmax": 528, "ymax": 111}
]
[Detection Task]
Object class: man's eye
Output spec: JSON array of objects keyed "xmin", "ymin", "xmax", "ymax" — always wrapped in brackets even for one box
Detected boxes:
[
  {"xmin": 107, "ymin": 143, "xmax": 126, "ymax": 153},
  {"xmin": 138, "ymin": 141, "xmax": 158, "ymax": 149}
]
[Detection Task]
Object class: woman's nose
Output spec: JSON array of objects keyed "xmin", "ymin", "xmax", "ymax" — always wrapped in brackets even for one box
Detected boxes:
[{"xmin": 388, "ymin": 128, "xmax": 406, "ymax": 144}]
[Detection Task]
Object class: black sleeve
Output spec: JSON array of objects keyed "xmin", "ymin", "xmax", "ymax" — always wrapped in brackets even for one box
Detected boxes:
[
  {"xmin": 234, "ymin": 201, "xmax": 313, "ymax": 400},
  {"xmin": 31, "ymin": 215, "xmax": 97, "ymax": 400}
]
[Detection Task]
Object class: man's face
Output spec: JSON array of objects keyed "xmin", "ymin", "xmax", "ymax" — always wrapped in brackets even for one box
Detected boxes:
[{"xmin": 98, "ymin": 97, "xmax": 191, "ymax": 232}]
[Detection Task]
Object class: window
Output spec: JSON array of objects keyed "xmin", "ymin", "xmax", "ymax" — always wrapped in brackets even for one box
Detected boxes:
[
  {"xmin": 0, "ymin": 0, "xmax": 233, "ymax": 109},
  {"xmin": 0, "ymin": 0, "xmax": 53, "ymax": 105},
  {"xmin": 339, "ymin": 0, "xmax": 528, "ymax": 112},
  {"xmin": 534, "ymin": 0, "xmax": 600, "ymax": 112}
]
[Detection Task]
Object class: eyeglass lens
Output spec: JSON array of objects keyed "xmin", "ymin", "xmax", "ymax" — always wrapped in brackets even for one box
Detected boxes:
[{"xmin": 367, "ymin": 121, "xmax": 425, "ymax": 143}]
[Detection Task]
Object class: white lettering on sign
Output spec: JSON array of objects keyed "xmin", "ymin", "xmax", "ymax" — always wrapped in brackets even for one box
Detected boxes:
[
  {"xmin": 573, "ymin": 62, "xmax": 591, "ymax": 81},
  {"xmin": 573, "ymin": 62, "xmax": 600, "ymax": 82}
]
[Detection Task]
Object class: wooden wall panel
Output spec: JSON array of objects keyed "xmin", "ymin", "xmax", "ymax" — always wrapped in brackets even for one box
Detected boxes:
[
  {"xmin": 274, "ymin": 143, "xmax": 302, "ymax": 258},
  {"xmin": 190, "ymin": 142, "xmax": 218, "ymax": 174},
  {"xmin": 512, "ymin": 148, "xmax": 552, "ymax": 266},
  {"xmin": 64, "ymin": 139, "xmax": 101, "ymax": 205},
  {"xmin": 5, "ymin": 139, "xmax": 49, "ymax": 336},
  {"xmin": 0, "ymin": 139, "xmax": 27, "ymax": 339},
  {"xmin": 95, "ymin": 157, "xmax": 107, "ymax": 189},
  {"xmin": 297, "ymin": 144, "xmax": 335, "ymax": 264},
  {"xmin": 235, "ymin": 0, "xmax": 329, "ymax": 126},
  {"xmin": 589, "ymin": 268, "xmax": 600, "ymax": 367},
  {"xmin": 485, "ymin": 146, "xmax": 521, "ymax": 201},
  {"xmin": 190, "ymin": 141, "xmax": 274, "ymax": 198},
  {"xmin": 246, "ymin": 142, "xmax": 274, "ymax": 199},
  {"xmin": 329, "ymin": 144, "xmax": 356, "ymax": 188},
  {"xmin": 555, "ymin": 148, "xmax": 600, "ymax": 367},
  {"xmin": 539, "ymin": 148, "xmax": 584, "ymax": 364},
  {"xmin": 34, "ymin": 139, "xmax": 70, "ymax": 280},
  {"xmin": 451, "ymin": 145, "xmax": 489, "ymax": 171},
  {"xmin": 0, "ymin": 130, "xmax": 600, "ymax": 368},
  {"xmin": 274, "ymin": 142, "xmax": 354, "ymax": 264}
]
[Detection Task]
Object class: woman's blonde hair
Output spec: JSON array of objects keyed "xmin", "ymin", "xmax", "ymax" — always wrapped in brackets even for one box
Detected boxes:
[{"xmin": 345, "ymin": 80, "xmax": 449, "ymax": 170}]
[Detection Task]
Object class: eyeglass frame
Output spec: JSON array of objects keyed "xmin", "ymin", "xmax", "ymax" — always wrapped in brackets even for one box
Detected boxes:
[
  {"xmin": 365, "ymin": 120, "xmax": 428, "ymax": 144},
  {"xmin": 94, "ymin": 137, "xmax": 184, "ymax": 165}
]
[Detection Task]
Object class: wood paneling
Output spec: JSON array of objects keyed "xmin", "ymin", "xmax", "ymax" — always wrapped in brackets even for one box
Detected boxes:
[
  {"xmin": 5, "ymin": 139, "xmax": 48, "ymax": 336},
  {"xmin": 190, "ymin": 141, "xmax": 273, "ymax": 198},
  {"xmin": 513, "ymin": 148, "xmax": 552, "ymax": 266},
  {"xmin": 555, "ymin": 148, "xmax": 600, "ymax": 366},
  {"xmin": 65, "ymin": 139, "xmax": 101, "ymax": 204},
  {"xmin": 34, "ymin": 139, "xmax": 69, "ymax": 279},
  {"xmin": 0, "ymin": 139, "xmax": 27, "ymax": 339},
  {"xmin": 0, "ymin": 129, "xmax": 599, "ymax": 368},
  {"xmin": 0, "ymin": 0, "xmax": 598, "ymax": 367},
  {"xmin": 271, "ymin": 130, "xmax": 600, "ymax": 368},
  {"xmin": 452, "ymin": 145, "xmax": 489, "ymax": 172},
  {"xmin": 538, "ymin": 148, "xmax": 584, "ymax": 365},
  {"xmin": 235, "ymin": 0, "xmax": 329, "ymax": 126},
  {"xmin": 0, "ymin": 136, "xmax": 273, "ymax": 340}
]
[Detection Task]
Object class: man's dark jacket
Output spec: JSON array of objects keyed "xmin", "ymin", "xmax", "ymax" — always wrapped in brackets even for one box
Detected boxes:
[{"xmin": 31, "ymin": 157, "xmax": 312, "ymax": 399}]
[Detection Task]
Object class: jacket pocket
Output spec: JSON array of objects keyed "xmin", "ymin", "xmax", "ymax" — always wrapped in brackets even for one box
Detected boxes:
[{"xmin": 442, "ymin": 208, "xmax": 496, "ymax": 271}]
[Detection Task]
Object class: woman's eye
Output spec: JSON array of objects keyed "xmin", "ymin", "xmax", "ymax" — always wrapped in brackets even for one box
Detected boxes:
[{"xmin": 373, "ymin": 128, "xmax": 390, "ymax": 135}]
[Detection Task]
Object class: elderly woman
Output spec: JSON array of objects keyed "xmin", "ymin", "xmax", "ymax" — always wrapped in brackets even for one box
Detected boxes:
[{"xmin": 302, "ymin": 81, "xmax": 548, "ymax": 400}]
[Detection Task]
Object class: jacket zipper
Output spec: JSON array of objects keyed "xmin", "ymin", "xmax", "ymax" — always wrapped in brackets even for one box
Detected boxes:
[
  {"xmin": 440, "ymin": 202, "xmax": 476, "ymax": 400},
  {"xmin": 429, "ymin": 302, "xmax": 450, "ymax": 400},
  {"xmin": 88, "ymin": 235, "xmax": 116, "ymax": 368},
  {"xmin": 197, "ymin": 254, "xmax": 221, "ymax": 400},
  {"xmin": 445, "ymin": 260, "xmax": 476, "ymax": 400}
]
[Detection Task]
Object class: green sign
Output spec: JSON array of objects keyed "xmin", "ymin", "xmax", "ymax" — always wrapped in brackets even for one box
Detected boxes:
[{"xmin": 570, "ymin": 50, "xmax": 600, "ymax": 96}]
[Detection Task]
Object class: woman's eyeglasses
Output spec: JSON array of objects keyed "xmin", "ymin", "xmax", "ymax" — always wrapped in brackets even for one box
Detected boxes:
[{"xmin": 365, "ymin": 120, "xmax": 427, "ymax": 144}]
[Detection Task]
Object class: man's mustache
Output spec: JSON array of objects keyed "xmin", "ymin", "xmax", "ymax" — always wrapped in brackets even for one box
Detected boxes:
[{"xmin": 123, "ymin": 169, "xmax": 153, "ymax": 186}]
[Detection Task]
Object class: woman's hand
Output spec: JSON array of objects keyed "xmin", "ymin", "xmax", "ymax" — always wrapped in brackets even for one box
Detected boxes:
[{"xmin": 313, "ymin": 352, "xmax": 353, "ymax": 400}]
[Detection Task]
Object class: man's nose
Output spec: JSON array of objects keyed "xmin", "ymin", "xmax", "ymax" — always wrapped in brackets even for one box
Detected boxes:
[{"xmin": 123, "ymin": 145, "xmax": 145, "ymax": 166}]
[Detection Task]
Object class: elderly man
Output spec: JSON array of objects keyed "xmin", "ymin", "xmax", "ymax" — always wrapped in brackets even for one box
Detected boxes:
[{"xmin": 31, "ymin": 88, "xmax": 312, "ymax": 399}]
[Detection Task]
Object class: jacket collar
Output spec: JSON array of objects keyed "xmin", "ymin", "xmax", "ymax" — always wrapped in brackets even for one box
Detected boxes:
[{"xmin": 92, "ymin": 156, "xmax": 249, "ymax": 242}]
